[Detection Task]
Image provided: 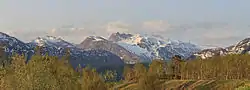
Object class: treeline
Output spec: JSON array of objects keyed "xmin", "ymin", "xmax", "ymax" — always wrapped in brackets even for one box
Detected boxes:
[
  {"xmin": 120, "ymin": 54, "xmax": 250, "ymax": 89},
  {"xmin": 1, "ymin": 51, "xmax": 250, "ymax": 90},
  {"xmin": 124, "ymin": 54, "xmax": 250, "ymax": 81}
]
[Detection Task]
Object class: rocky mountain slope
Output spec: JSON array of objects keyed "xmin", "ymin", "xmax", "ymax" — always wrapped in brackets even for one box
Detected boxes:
[
  {"xmin": 0, "ymin": 32, "xmax": 31, "ymax": 54},
  {"xmin": 109, "ymin": 32, "xmax": 200, "ymax": 60},
  {"xmin": 77, "ymin": 36, "xmax": 141, "ymax": 64}
]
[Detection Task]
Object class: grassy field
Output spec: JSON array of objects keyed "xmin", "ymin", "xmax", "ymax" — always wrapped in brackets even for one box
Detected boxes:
[{"xmin": 113, "ymin": 80, "xmax": 250, "ymax": 90}]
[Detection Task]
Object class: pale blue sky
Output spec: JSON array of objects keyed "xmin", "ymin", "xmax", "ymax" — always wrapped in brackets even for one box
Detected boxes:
[{"xmin": 0, "ymin": 0, "xmax": 250, "ymax": 47}]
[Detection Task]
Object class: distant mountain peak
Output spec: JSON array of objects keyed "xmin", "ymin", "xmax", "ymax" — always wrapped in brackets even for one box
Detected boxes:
[
  {"xmin": 30, "ymin": 35, "xmax": 75, "ymax": 48},
  {"xmin": 79, "ymin": 35, "xmax": 142, "ymax": 63}
]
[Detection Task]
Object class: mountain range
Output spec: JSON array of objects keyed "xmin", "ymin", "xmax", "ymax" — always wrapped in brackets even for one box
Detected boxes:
[
  {"xmin": 0, "ymin": 32, "xmax": 124, "ymax": 68},
  {"xmin": 1, "ymin": 31, "xmax": 249, "ymax": 68}
]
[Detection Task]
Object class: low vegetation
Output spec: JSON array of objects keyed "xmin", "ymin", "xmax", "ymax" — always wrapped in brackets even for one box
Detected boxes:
[{"xmin": 1, "ymin": 50, "xmax": 250, "ymax": 89}]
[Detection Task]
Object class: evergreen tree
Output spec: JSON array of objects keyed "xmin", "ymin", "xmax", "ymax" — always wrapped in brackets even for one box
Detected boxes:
[{"xmin": 103, "ymin": 70, "xmax": 118, "ymax": 82}]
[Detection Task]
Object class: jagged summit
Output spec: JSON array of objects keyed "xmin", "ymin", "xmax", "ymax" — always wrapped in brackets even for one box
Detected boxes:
[{"xmin": 109, "ymin": 32, "xmax": 134, "ymax": 42}]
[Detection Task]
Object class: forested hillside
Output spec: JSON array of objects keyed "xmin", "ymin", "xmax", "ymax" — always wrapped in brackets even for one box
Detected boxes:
[{"xmin": 1, "ymin": 52, "xmax": 250, "ymax": 89}]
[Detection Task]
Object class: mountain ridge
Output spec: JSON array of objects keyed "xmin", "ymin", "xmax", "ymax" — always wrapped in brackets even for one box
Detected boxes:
[
  {"xmin": 2, "ymin": 31, "xmax": 230, "ymax": 64},
  {"xmin": 193, "ymin": 37, "xmax": 250, "ymax": 59},
  {"xmin": 77, "ymin": 35, "xmax": 141, "ymax": 64}
]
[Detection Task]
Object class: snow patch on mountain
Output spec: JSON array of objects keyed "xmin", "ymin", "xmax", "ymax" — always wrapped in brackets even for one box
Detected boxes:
[
  {"xmin": 109, "ymin": 32, "xmax": 200, "ymax": 60},
  {"xmin": 117, "ymin": 42, "xmax": 151, "ymax": 59}
]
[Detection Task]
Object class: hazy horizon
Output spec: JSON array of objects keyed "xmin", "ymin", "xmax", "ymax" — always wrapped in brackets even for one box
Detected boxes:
[{"xmin": 1, "ymin": 0, "xmax": 250, "ymax": 47}]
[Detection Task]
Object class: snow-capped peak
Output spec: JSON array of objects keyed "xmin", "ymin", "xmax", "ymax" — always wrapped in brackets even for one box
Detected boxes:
[
  {"xmin": 30, "ymin": 35, "xmax": 75, "ymax": 48},
  {"xmin": 193, "ymin": 37, "xmax": 250, "ymax": 59},
  {"xmin": 109, "ymin": 32, "xmax": 200, "ymax": 60}
]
